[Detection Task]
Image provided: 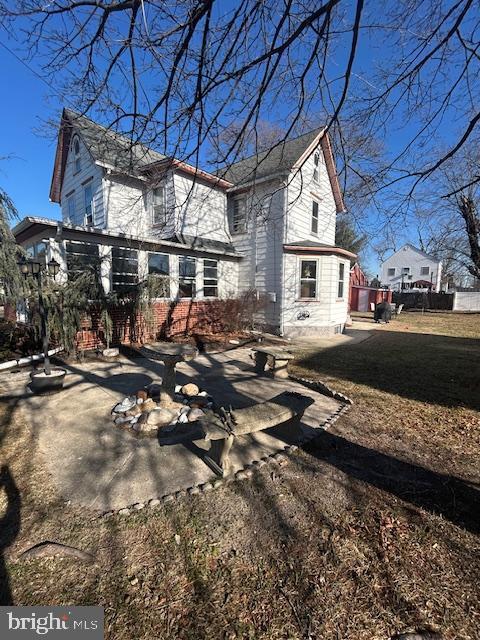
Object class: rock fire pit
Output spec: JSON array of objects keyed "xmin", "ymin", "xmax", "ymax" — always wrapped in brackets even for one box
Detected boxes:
[{"xmin": 111, "ymin": 342, "xmax": 207, "ymax": 435}]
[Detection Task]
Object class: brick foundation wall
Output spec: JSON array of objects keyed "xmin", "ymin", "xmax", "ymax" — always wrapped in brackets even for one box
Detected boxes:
[{"xmin": 75, "ymin": 299, "xmax": 231, "ymax": 351}]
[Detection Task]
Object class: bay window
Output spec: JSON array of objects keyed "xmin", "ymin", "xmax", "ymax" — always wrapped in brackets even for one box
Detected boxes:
[{"xmin": 338, "ymin": 262, "xmax": 345, "ymax": 298}]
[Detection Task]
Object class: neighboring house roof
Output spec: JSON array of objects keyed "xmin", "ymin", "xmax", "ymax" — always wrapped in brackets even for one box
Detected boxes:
[
  {"xmin": 383, "ymin": 243, "xmax": 442, "ymax": 265},
  {"xmin": 12, "ymin": 217, "xmax": 240, "ymax": 259},
  {"xmin": 217, "ymin": 128, "xmax": 346, "ymax": 213},
  {"xmin": 50, "ymin": 108, "xmax": 166, "ymax": 202}
]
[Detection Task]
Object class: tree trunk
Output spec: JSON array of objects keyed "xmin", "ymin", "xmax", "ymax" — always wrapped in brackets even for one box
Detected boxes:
[{"xmin": 459, "ymin": 196, "xmax": 480, "ymax": 280}]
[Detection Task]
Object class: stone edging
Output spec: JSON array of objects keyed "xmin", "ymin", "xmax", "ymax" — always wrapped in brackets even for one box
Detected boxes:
[{"xmin": 100, "ymin": 376, "xmax": 353, "ymax": 520}]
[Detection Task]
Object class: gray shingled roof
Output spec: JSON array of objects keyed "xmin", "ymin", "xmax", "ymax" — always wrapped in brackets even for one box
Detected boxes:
[
  {"xmin": 64, "ymin": 109, "xmax": 165, "ymax": 174},
  {"xmin": 217, "ymin": 128, "xmax": 323, "ymax": 186}
]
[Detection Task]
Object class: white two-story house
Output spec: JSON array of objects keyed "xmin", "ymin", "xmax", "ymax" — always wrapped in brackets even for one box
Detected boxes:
[
  {"xmin": 13, "ymin": 108, "xmax": 355, "ymax": 345},
  {"xmin": 381, "ymin": 244, "xmax": 442, "ymax": 292}
]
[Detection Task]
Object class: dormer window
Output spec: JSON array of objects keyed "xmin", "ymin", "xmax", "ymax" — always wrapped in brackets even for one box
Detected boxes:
[
  {"xmin": 313, "ymin": 151, "xmax": 320, "ymax": 183},
  {"xmin": 153, "ymin": 186, "xmax": 166, "ymax": 226},
  {"xmin": 72, "ymin": 136, "xmax": 81, "ymax": 174}
]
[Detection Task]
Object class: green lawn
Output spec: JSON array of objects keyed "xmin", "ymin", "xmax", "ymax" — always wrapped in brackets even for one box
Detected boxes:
[{"xmin": 1, "ymin": 313, "xmax": 479, "ymax": 640}]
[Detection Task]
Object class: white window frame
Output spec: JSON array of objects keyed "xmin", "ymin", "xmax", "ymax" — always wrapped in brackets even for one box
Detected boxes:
[
  {"xmin": 178, "ymin": 256, "xmax": 196, "ymax": 299},
  {"xmin": 338, "ymin": 262, "xmax": 346, "ymax": 299},
  {"xmin": 203, "ymin": 258, "xmax": 218, "ymax": 298},
  {"xmin": 387, "ymin": 268, "xmax": 396, "ymax": 277},
  {"xmin": 66, "ymin": 192, "xmax": 75, "ymax": 222},
  {"xmin": 311, "ymin": 200, "xmax": 319, "ymax": 235},
  {"xmin": 72, "ymin": 136, "xmax": 81, "ymax": 174},
  {"xmin": 152, "ymin": 185, "xmax": 166, "ymax": 226},
  {"xmin": 83, "ymin": 181, "xmax": 94, "ymax": 226},
  {"xmin": 313, "ymin": 151, "xmax": 320, "ymax": 183},
  {"xmin": 232, "ymin": 196, "xmax": 246, "ymax": 234},
  {"xmin": 147, "ymin": 252, "xmax": 170, "ymax": 298},
  {"xmin": 299, "ymin": 258, "xmax": 319, "ymax": 300},
  {"xmin": 402, "ymin": 266, "xmax": 410, "ymax": 275}
]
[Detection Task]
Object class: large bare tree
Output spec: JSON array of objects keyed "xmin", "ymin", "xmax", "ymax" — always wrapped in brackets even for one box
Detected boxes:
[{"xmin": 0, "ymin": 0, "xmax": 478, "ymax": 201}]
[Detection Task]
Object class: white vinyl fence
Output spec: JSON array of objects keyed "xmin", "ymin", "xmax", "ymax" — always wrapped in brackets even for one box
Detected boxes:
[{"xmin": 453, "ymin": 292, "xmax": 480, "ymax": 311}]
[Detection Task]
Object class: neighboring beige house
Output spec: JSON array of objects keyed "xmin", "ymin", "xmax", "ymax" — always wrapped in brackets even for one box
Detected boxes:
[
  {"xmin": 13, "ymin": 108, "xmax": 355, "ymax": 340},
  {"xmin": 381, "ymin": 244, "xmax": 443, "ymax": 292}
]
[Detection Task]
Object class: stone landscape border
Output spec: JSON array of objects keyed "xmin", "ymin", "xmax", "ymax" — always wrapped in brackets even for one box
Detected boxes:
[{"xmin": 100, "ymin": 375, "xmax": 353, "ymax": 520}]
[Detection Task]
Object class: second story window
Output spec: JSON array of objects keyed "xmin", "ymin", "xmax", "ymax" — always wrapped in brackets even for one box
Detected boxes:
[
  {"xmin": 387, "ymin": 268, "xmax": 395, "ymax": 276},
  {"xmin": 153, "ymin": 186, "xmax": 166, "ymax": 226},
  {"xmin": 421, "ymin": 266, "xmax": 430, "ymax": 275},
  {"xmin": 73, "ymin": 137, "xmax": 81, "ymax": 174},
  {"xmin": 402, "ymin": 267, "xmax": 410, "ymax": 275},
  {"xmin": 203, "ymin": 259, "xmax": 218, "ymax": 297},
  {"xmin": 84, "ymin": 181, "xmax": 94, "ymax": 226},
  {"xmin": 313, "ymin": 151, "xmax": 320, "ymax": 183},
  {"xmin": 232, "ymin": 197, "xmax": 246, "ymax": 233},
  {"xmin": 311, "ymin": 200, "xmax": 319, "ymax": 234},
  {"xmin": 178, "ymin": 256, "xmax": 196, "ymax": 298},
  {"xmin": 148, "ymin": 252, "xmax": 170, "ymax": 298},
  {"xmin": 67, "ymin": 192, "xmax": 76, "ymax": 222}
]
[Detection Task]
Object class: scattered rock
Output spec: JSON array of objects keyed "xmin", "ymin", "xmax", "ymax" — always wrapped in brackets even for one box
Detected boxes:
[
  {"xmin": 129, "ymin": 576, "xmax": 139, "ymax": 586},
  {"xmin": 126, "ymin": 404, "xmax": 142, "ymax": 417},
  {"xmin": 229, "ymin": 339, "xmax": 240, "ymax": 344},
  {"xmin": 118, "ymin": 508, "xmax": 130, "ymax": 516},
  {"xmin": 201, "ymin": 483, "xmax": 214, "ymax": 492},
  {"xmin": 146, "ymin": 383, "xmax": 162, "ymax": 399},
  {"xmin": 133, "ymin": 502, "xmax": 145, "ymax": 510},
  {"xmin": 140, "ymin": 398, "xmax": 157, "ymax": 413},
  {"xmin": 188, "ymin": 408, "xmax": 205, "ymax": 422},
  {"xmin": 213, "ymin": 480, "xmax": 223, "ymax": 489},
  {"xmin": 136, "ymin": 389, "xmax": 148, "ymax": 401},
  {"xmin": 174, "ymin": 534, "xmax": 181, "ymax": 545},
  {"xmin": 198, "ymin": 391, "xmax": 208, "ymax": 397},
  {"xmin": 114, "ymin": 415, "xmax": 135, "ymax": 426},
  {"xmin": 163, "ymin": 494, "xmax": 174, "ymax": 503},
  {"xmin": 236, "ymin": 470, "xmax": 248, "ymax": 481},
  {"xmin": 132, "ymin": 419, "xmax": 157, "ymax": 434},
  {"xmin": 178, "ymin": 413, "xmax": 189, "ymax": 424},
  {"xmin": 112, "ymin": 396, "xmax": 136, "ymax": 414},
  {"xmin": 188, "ymin": 486, "xmax": 201, "ymax": 495},
  {"xmin": 188, "ymin": 395, "xmax": 209, "ymax": 408},
  {"xmin": 181, "ymin": 383, "xmax": 200, "ymax": 397},
  {"xmin": 175, "ymin": 384, "xmax": 183, "ymax": 393},
  {"xmin": 146, "ymin": 407, "xmax": 176, "ymax": 426},
  {"xmin": 19, "ymin": 541, "xmax": 95, "ymax": 563},
  {"xmin": 148, "ymin": 498, "xmax": 160, "ymax": 508}
]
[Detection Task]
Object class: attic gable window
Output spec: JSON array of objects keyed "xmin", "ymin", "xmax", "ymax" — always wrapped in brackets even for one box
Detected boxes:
[
  {"xmin": 72, "ymin": 136, "xmax": 81, "ymax": 174},
  {"xmin": 232, "ymin": 197, "xmax": 246, "ymax": 234},
  {"xmin": 153, "ymin": 186, "xmax": 166, "ymax": 226}
]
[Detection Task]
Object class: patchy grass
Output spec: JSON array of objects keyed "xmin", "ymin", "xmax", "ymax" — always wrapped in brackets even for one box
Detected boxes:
[{"xmin": 0, "ymin": 313, "xmax": 479, "ymax": 639}]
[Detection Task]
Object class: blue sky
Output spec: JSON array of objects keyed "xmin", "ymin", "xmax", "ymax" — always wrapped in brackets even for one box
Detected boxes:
[
  {"xmin": 0, "ymin": 1, "xmax": 471, "ymax": 275},
  {"xmin": 0, "ymin": 46, "xmax": 61, "ymax": 220}
]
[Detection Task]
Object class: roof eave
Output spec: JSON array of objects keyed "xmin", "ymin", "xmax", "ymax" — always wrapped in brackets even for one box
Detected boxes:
[{"xmin": 283, "ymin": 244, "xmax": 357, "ymax": 260}]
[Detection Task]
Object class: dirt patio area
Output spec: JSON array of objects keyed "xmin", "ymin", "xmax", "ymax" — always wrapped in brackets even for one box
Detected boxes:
[{"xmin": 0, "ymin": 312, "xmax": 479, "ymax": 640}]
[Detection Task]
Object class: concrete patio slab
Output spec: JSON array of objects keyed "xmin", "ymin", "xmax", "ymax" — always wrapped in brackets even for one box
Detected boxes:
[{"xmin": 0, "ymin": 347, "xmax": 341, "ymax": 511}]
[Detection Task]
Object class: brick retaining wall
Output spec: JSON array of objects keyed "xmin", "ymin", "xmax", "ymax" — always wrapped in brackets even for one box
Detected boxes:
[{"xmin": 75, "ymin": 299, "xmax": 230, "ymax": 351}]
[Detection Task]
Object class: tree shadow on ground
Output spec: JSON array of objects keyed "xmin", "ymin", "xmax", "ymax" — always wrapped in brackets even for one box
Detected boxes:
[
  {"xmin": 0, "ymin": 465, "xmax": 21, "ymax": 605},
  {"xmin": 295, "ymin": 329, "xmax": 480, "ymax": 410},
  {"xmin": 303, "ymin": 431, "xmax": 480, "ymax": 535}
]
